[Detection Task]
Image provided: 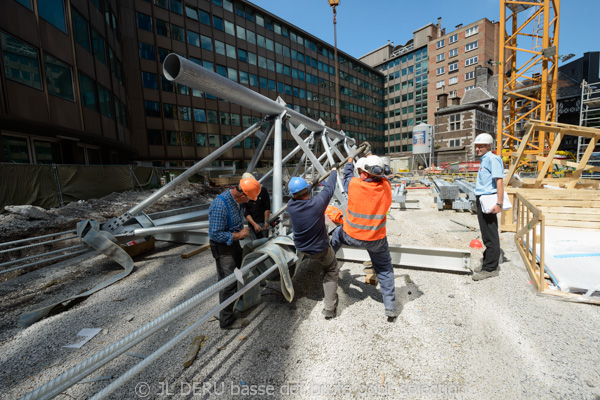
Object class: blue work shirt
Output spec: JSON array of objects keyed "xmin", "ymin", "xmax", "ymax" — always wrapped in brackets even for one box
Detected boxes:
[
  {"xmin": 475, "ymin": 151, "xmax": 504, "ymax": 195},
  {"xmin": 208, "ymin": 189, "xmax": 245, "ymax": 245},
  {"xmin": 287, "ymin": 171, "xmax": 337, "ymax": 255}
]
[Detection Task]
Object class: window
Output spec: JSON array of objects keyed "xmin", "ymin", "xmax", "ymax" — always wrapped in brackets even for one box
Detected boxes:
[
  {"xmin": 187, "ymin": 30, "xmax": 199, "ymax": 47},
  {"xmin": 208, "ymin": 134, "xmax": 219, "ymax": 147},
  {"xmin": 139, "ymin": 42, "xmax": 155, "ymax": 60},
  {"xmin": 154, "ymin": 0, "xmax": 168, "ymax": 8},
  {"xmin": 171, "ymin": 25, "xmax": 184, "ymax": 42},
  {"xmin": 465, "ymin": 56, "xmax": 478, "ymax": 66},
  {"xmin": 206, "ymin": 110, "xmax": 218, "ymax": 124},
  {"xmin": 465, "ymin": 85, "xmax": 475, "ymax": 91},
  {"xmin": 178, "ymin": 106, "xmax": 191, "ymax": 121},
  {"xmin": 169, "ymin": 0, "xmax": 183, "ymax": 14},
  {"xmin": 16, "ymin": 0, "xmax": 33, "ymax": 9},
  {"xmin": 436, "ymin": 53, "xmax": 445, "ymax": 62},
  {"xmin": 71, "ymin": 8, "xmax": 90, "ymax": 51},
  {"xmin": 213, "ymin": 16, "xmax": 224, "ymax": 31},
  {"xmin": 436, "ymin": 80, "xmax": 445, "ymax": 89},
  {"xmin": 247, "ymin": 30, "xmax": 256, "ymax": 44},
  {"xmin": 196, "ymin": 133, "xmax": 206, "ymax": 146},
  {"xmin": 449, "ymin": 139, "xmax": 461, "ymax": 147},
  {"xmin": 224, "ymin": 21, "xmax": 235, "ymax": 35},
  {"xmin": 449, "ymin": 61, "xmax": 458, "ymax": 72},
  {"xmin": 248, "ymin": 52, "xmax": 257, "ymax": 65},
  {"xmin": 227, "ymin": 67, "xmax": 237, "ymax": 81},
  {"xmin": 136, "ymin": 12, "xmax": 152, "ymax": 31},
  {"xmin": 163, "ymin": 103, "xmax": 175, "ymax": 119},
  {"xmin": 38, "ymin": 0, "xmax": 67, "ymax": 33},
  {"xmin": 465, "ymin": 40, "xmax": 478, "ymax": 52},
  {"xmin": 449, "ymin": 34, "xmax": 458, "ymax": 44},
  {"xmin": 449, "ymin": 48, "xmax": 458, "ymax": 57},
  {"xmin": 166, "ymin": 130, "xmax": 179, "ymax": 145},
  {"xmin": 91, "ymin": 28, "xmax": 106, "ymax": 64},
  {"xmin": 97, "ymin": 84, "xmax": 112, "ymax": 117},
  {"xmin": 236, "ymin": 25, "xmax": 246, "ymax": 40},
  {"xmin": 79, "ymin": 72, "xmax": 97, "ymax": 110},
  {"xmin": 465, "ymin": 71, "xmax": 475, "ymax": 80},
  {"xmin": 199, "ymin": 10, "xmax": 211, "ymax": 25},
  {"xmin": 436, "ymin": 39, "xmax": 445, "ymax": 49},
  {"xmin": 226, "ymin": 44, "xmax": 236, "ymax": 58},
  {"xmin": 181, "ymin": 132, "xmax": 193, "ymax": 146},
  {"xmin": 465, "ymin": 25, "xmax": 479, "ymax": 37},
  {"xmin": 185, "ymin": 5, "xmax": 198, "ymax": 19},
  {"xmin": 156, "ymin": 19, "xmax": 169, "ymax": 37},
  {"xmin": 238, "ymin": 49, "xmax": 248, "ymax": 62},
  {"xmin": 436, "ymin": 67, "xmax": 445, "ymax": 75},
  {"xmin": 449, "ymin": 90, "xmax": 457, "ymax": 98},
  {"xmin": 142, "ymin": 71, "xmax": 157, "ymax": 89},
  {"xmin": 201, "ymin": 35, "xmax": 212, "ymax": 51},
  {"xmin": 214, "ymin": 40, "xmax": 225, "ymax": 55},
  {"xmin": 44, "ymin": 54, "xmax": 74, "ymax": 100},
  {"xmin": 1, "ymin": 33, "xmax": 42, "ymax": 90},
  {"xmin": 449, "ymin": 113, "xmax": 461, "ymax": 130},
  {"xmin": 449, "ymin": 76, "xmax": 458, "ymax": 85}
]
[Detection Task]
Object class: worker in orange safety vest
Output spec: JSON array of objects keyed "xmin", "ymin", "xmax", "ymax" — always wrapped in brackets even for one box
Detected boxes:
[{"xmin": 331, "ymin": 151, "xmax": 397, "ymax": 319}]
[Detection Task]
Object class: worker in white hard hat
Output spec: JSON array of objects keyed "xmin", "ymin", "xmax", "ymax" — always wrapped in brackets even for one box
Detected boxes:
[
  {"xmin": 330, "ymin": 147, "xmax": 397, "ymax": 320},
  {"xmin": 241, "ymin": 172, "xmax": 271, "ymax": 240},
  {"xmin": 472, "ymin": 133, "xmax": 504, "ymax": 281}
]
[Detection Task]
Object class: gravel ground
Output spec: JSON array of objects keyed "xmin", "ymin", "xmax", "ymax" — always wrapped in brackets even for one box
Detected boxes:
[{"xmin": 1, "ymin": 190, "xmax": 600, "ymax": 400}]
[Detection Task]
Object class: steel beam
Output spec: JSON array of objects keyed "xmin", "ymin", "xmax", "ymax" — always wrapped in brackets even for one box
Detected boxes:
[{"xmin": 336, "ymin": 244, "xmax": 471, "ymax": 273}]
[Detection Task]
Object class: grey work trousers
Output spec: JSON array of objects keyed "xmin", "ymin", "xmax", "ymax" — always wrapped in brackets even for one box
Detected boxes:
[
  {"xmin": 302, "ymin": 245, "xmax": 339, "ymax": 312},
  {"xmin": 209, "ymin": 240, "xmax": 243, "ymax": 328},
  {"xmin": 331, "ymin": 226, "xmax": 396, "ymax": 312}
]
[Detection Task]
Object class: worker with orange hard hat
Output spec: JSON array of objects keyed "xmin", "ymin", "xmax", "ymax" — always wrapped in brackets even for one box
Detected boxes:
[{"xmin": 208, "ymin": 176, "xmax": 261, "ymax": 329}]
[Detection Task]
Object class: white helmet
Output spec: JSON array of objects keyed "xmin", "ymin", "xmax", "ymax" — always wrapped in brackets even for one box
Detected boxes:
[
  {"xmin": 241, "ymin": 172, "xmax": 255, "ymax": 179},
  {"xmin": 474, "ymin": 133, "xmax": 494, "ymax": 145},
  {"xmin": 364, "ymin": 155, "xmax": 384, "ymax": 176},
  {"xmin": 355, "ymin": 157, "xmax": 367, "ymax": 172}
]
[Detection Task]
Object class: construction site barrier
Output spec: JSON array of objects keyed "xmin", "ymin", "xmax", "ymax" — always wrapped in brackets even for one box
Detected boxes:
[{"xmin": 0, "ymin": 164, "xmax": 162, "ymax": 211}]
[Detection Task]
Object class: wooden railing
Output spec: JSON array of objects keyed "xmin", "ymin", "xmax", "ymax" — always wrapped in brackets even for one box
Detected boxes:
[{"xmin": 514, "ymin": 193, "xmax": 545, "ymax": 293}]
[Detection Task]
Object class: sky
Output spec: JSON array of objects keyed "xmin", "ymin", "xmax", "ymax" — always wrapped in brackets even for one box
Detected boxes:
[{"xmin": 251, "ymin": 0, "xmax": 598, "ymax": 63}]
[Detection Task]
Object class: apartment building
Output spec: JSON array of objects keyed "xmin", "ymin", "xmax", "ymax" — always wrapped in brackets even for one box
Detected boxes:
[
  {"xmin": 0, "ymin": 0, "xmax": 385, "ymax": 167},
  {"xmin": 360, "ymin": 23, "xmax": 439, "ymax": 157},
  {"xmin": 428, "ymin": 18, "xmax": 499, "ymax": 125}
]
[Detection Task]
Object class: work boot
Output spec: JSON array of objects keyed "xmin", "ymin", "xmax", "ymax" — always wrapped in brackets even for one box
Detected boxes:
[
  {"xmin": 222, "ymin": 318, "xmax": 249, "ymax": 330},
  {"xmin": 385, "ymin": 308, "xmax": 398, "ymax": 318},
  {"xmin": 472, "ymin": 269, "xmax": 499, "ymax": 281},
  {"xmin": 472, "ymin": 264, "xmax": 482, "ymax": 273},
  {"xmin": 322, "ymin": 308, "xmax": 336, "ymax": 319}
]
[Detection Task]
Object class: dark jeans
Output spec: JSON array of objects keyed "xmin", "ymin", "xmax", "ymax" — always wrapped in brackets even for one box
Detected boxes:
[
  {"xmin": 476, "ymin": 195, "xmax": 501, "ymax": 272},
  {"xmin": 331, "ymin": 227, "xmax": 396, "ymax": 311},
  {"xmin": 210, "ymin": 240, "xmax": 243, "ymax": 328}
]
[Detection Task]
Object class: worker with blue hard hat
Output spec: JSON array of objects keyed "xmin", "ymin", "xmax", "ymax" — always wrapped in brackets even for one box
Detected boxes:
[{"xmin": 287, "ymin": 168, "xmax": 340, "ymax": 319}]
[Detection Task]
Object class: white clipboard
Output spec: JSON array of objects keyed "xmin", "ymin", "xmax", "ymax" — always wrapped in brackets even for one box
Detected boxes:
[{"xmin": 479, "ymin": 192, "xmax": 512, "ymax": 214}]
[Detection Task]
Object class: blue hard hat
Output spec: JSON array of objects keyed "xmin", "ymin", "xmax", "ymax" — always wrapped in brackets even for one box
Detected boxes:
[{"xmin": 289, "ymin": 177, "xmax": 310, "ymax": 194}]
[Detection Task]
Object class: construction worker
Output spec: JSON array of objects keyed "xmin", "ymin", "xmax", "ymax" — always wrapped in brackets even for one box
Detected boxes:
[
  {"xmin": 287, "ymin": 169, "xmax": 340, "ymax": 319},
  {"xmin": 472, "ymin": 133, "xmax": 504, "ymax": 281},
  {"xmin": 208, "ymin": 177, "xmax": 261, "ymax": 329},
  {"xmin": 331, "ymin": 153, "xmax": 397, "ymax": 319},
  {"xmin": 241, "ymin": 172, "xmax": 271, "ymax": 240}
]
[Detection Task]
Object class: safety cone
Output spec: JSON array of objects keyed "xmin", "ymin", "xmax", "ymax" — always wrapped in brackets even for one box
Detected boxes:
[{"xmin": 470, "ymin": 239, "xmax": 483, "ymax": 249}]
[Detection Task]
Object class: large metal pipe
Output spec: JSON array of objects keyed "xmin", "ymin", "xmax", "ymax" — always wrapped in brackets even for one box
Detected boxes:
[
  {"xmin": 163, "ymin": 54, "xmax": 355, "ymax": 146},
  {"xmin": 272, "ymin": 114, "xmax": 283, "ymax": 212}
]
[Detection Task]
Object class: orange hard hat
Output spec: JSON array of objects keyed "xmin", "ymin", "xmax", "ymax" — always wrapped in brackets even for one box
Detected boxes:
[{"xmin": 239, "ymin": 178, "xmax": 261, "ymax": 201}]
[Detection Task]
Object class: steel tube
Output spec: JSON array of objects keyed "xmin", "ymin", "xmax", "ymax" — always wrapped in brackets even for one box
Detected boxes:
[
  {"xmin": 115, "ymin": 221, "xmax": 210, "ymax": 238},
  {"xmin": 91, "ymin": 262, "xmax": 279, "ymax": 400},
  {"xmin": 0, "ymin": 230, "xmax": 77, "ymax": 248},
  {"xmin": 272, "ymin": 114, "xmax": 283, "ymax": 212},
  {"xmin": 259, "ymin": 135, "xmax": 312, "ymax": 183},
  {"xmin": 21, "ymin": 253, "xmax": 270, "ymax": 400},
  {"xmin": 0, "ymin": 235, "xmax": 79, "ymax": 255},
  {"xmin": 163, "ymin": 54, "xmax": 355, "ymax": 145},
  {"xmin": 0, "ymin": 244, "xmax": 88, "ymax": 269},
  {"xmin": 247, "ymin": 125, "xmax": 272, "ymax": 173},
  {"xmin": 127, "ymin": 119, "xmax": 265, "ymax": 216},
  {"xmin": 0, "ymin": 249, "xmax": 94, "ymax": 275}
]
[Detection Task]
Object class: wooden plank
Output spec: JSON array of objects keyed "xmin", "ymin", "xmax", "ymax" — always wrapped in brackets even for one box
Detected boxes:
[
  {"xmin": 538, "ymin": 206, "xmax": 600, "ymax": 214},
  {"xmin": 545, "ymin": 220, "xmax": 600, "ymax": 229},
  {"xmin": 533, "ymin": 131, "xmax": 564, "ymax": 188},
  {"xmin": 529, "ymin": 200, "xmax": 600, "ymax": 207},
  {"xmin": 541, "ymin": 289, "xmax": 600, "ymax": 305},
  {"xmin": 504, "ymin": 124, "xmax": 533, "ymax": 187},
  {"xmin": 536, "ymin": 156, "xmax": 600, "ymax": 172},
  {"xmin": 569, "ymin": 136, "xmax": 599, "ymax": 189},
  {"xmin": 543, "ymin": 213, "xmax": 600, "ymax": 222},
  {"xmin": 181, "ymin": 244, "xmax": 211, "ymax": 259}
]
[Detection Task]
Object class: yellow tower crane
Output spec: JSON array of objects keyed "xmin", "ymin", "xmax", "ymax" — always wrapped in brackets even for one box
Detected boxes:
[{"xmin": 496, "ymin": 0, "xmax": 560, "ymax": 171}]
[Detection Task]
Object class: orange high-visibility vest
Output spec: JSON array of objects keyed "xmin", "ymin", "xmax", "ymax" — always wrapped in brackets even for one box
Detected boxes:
[
  {"xmin": 343, "ymin": 177, "xmax": 392, "ymax": 241},
  {"xmin": 325, "ymin": 205, "xmax": 344, "ymax": 225}
]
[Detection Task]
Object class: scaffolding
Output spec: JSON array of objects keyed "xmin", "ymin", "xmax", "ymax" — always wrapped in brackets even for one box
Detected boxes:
[
  {"xmin": 578, "ymin": 80, "xmax": 600, "ymax": 178},
  {"xmin": 496, "ymin": 0, "xmax": 560, "ymax": 171}
]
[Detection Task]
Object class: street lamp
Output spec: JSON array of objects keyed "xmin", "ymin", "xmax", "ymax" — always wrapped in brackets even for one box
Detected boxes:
[{"xmin": 328, "ymin": 0, "xmax": 341, "ymax": 126}]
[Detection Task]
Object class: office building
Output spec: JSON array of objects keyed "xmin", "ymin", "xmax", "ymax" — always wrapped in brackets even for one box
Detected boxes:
[
  {"xmin": 0, "ymin": 0, "xmax": 385, "ymax": 167},
  {"xmin": 360, "ymin": 22, "xmax": 439, "ymax": 157}
]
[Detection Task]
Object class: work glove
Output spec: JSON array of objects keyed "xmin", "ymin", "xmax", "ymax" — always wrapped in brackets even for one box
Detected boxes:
[
  {"xmin": 347, "ymin": 147, "xmax": 359, "ymax": 159},
  {"xmin": 362, "ymin": 142, "xmax": 372, "ymax": 156}
]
